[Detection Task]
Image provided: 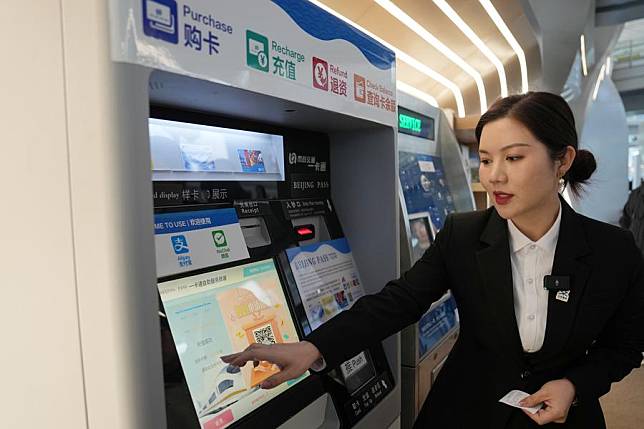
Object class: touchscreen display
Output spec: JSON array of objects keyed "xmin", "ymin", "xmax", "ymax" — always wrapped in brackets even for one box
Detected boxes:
[{"xmin": 158, "ymin": 259, "xmax": 307, "ymax": 429}]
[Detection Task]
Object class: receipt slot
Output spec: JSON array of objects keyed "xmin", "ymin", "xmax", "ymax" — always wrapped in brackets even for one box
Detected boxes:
[{"xmin": 396, "ymin": 91, "xmax": 475, "ymax": 429}]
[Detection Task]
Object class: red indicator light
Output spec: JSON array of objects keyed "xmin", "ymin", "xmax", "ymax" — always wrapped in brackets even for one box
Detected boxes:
[{"xmin": 297, "ymin": 228, "xmax": 313, "ymax": 236}]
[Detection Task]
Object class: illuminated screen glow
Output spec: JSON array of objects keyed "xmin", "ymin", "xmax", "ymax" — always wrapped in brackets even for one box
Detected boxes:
[
  {"xmin": 158, "ymin": 259, "xmax": 306, "ymax": 429},
  {"xmin": 398, "ymin": 107, "xmax": 434, "ymax": 140}
]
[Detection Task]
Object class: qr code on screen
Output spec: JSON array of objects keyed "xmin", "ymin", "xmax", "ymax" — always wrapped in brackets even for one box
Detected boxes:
[{"xmin": 253, "ymin": 324, "xmax": 277, "ymax": 345}]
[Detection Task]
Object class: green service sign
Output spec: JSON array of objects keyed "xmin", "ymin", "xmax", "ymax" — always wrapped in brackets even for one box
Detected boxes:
[{"xmin": 398, "ymin": 106, "xmax": 434, "ymax": 140}]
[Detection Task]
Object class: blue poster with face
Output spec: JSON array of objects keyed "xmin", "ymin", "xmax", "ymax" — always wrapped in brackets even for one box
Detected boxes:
[{"xmin": 399, "ymin": 151, "xmax": 455, "ymax": 230}]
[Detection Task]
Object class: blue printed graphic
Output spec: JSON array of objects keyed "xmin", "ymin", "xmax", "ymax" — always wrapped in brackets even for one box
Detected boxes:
[
  {"xmin": 271, "ymin": 0, "xmax": 395, "ymax": 70},
  {"xmin": 399, "ymin": 152, "xmax": 455, "ymax": 230},
  {"xmin": 171, "ymin": 235, "xmax": 190, "ymax": 254},
  {"xmin": 285, "ymin": 237, "xmax": 352, "ymax": 261},
  {"xmin": 154, "ymin": 208, "xmax": 240, "ymax": 235},
  {"xmin": 418, "ymin": 294, "xmax": 458, "ymax": 358},
  {"xmin": 142, "ymin": 0, "xmax": 179, "ymax": 44}
]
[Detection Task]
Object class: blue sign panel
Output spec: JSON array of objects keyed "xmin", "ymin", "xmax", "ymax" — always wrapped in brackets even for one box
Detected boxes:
[{"xmin": 417, "ymin": 294, "xmax": 458, "ymax": 358}]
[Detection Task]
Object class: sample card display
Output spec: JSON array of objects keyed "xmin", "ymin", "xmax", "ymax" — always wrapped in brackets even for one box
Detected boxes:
[
  {"xmin": 286, "ymin": 238, "xmax": 365, "ymax": 331},
  {"xmin": 158, "ymin": 260, "xmax": 306, "ymax": 429},
  {"xmin": 149, "ymin": 118, "xmax": 284, "ymax": 182},
  {"xmin": 399, "ymin": 152, "xmax": 455, "ymax": 230},
  {"xmin": 154, "ymin": 208, "xmax": 250, "ymax": 277},
  {"xmin": 181, "ymin": 143, "xmax": 217, "ymax": 171}
]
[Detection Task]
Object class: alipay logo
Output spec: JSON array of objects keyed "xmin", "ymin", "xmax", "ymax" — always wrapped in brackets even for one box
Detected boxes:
[
  {"xmin": 143, "ymin": 0, "xmax": 179, "ymax": 44},
  {"xmin": 171, "ymin": 235, "xmax": 190, "ymax": 254}
]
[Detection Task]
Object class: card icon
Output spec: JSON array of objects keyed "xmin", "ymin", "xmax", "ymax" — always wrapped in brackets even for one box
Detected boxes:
[
  {"xmin": 312, "ymin": 57, "xmax": 329, "ymax": 91},
  {"xmin": 142, "ymin": 0, "xmax": 178, "ymax": 44},
  {"xmin": 246, "ymin": 30, "xmax": 269, "ymax": 72},
  {"xmin": 354, "ymin": 74, "xmax": 366, "ymax": 103},
  {"xmin": 213, "ymin": 230, "xmax": 228, "ymax": 248}
]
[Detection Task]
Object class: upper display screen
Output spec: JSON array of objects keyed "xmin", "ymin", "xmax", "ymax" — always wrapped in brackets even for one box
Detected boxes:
[
  {"xmin": 149, "ymin": 118, "xmax": 285, "ymax": 182},
  {"xmin": 398, "ymin": 107, "xmax": 435, "ymax": 140},
  {"xmin": 158, "ymin": 259, "xmax": 306, "ymax": 429}
]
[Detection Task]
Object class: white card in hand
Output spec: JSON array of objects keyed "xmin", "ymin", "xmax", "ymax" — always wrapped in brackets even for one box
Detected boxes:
[{"xmin": 499, "ymin": 390, "xmax": 543, "ymax": 414}]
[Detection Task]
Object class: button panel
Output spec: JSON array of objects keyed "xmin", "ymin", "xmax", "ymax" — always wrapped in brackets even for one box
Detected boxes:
[{"xmin": 343, "ymin": 372, "xmax": 394, "ymax": 424}]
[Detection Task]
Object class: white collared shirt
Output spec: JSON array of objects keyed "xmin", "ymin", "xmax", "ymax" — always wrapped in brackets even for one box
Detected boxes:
[{"xmin": 507, "ymin": 202, "xmax": 562, "ymax": 352}]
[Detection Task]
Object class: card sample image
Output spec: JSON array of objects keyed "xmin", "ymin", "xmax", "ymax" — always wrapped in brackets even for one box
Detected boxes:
[
  {"xmin": 180, "ymin": 143, "xmax": 217, "ymax": 171},
  {"xmin": 286, "ymin": 238, "xmax": 366, "ymax": 331},
  {"xmin": 237, "ymin": 149, "xmax": 266, "ymax": 173},
  {"xmin": 158, "ymin": 260, "xmax": 306, "ymax": 429}
]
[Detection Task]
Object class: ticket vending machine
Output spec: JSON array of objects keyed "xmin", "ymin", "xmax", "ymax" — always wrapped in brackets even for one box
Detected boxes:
[
  {"xmin": 10, "ymin": 1, "xmax": 402, "ymax": 428},
  {"xmin": 396, "ymin": 91, "xmax": 475, "ymax": 429},
  {"xmin": 149, "ymin": 106, "xmax": 396, "ymax": 428}
]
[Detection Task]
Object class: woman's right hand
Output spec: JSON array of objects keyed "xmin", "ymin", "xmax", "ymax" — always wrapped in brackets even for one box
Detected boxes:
[{"xmin": 221, "ymin": 341, "xmax": 322, "ymax": 389}]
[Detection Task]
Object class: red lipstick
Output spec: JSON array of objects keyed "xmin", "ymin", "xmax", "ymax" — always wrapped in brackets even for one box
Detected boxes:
[{"xmin": 493, "ymin": 192, "xmax": 514, "ymax": 205}]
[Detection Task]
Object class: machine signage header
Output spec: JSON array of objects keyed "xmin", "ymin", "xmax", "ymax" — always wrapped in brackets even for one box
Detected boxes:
[{"xmin": 110, "ymin": 0, "xmax": 397, "ymax": 126}]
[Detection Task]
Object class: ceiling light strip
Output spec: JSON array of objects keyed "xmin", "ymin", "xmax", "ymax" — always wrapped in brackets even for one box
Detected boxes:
[
  {"xmin": 375, "ymin": 0, "xmax": 488, "ymax": 113},
  {"xmin": 580, "ymin": 34, "xmax": 588, "ymax": 76},
  {"xmin": 592, "ymin": 64, "xmax": 606, "ymax": 101},
  {"xmin": 433, "ymin": 0, "xmax": 508, "ymax": 97},
  {"xmin": 478, "ymin": 0, "xmax": 528, "ymax": 93},
  {"xmin": 307, "ymin": 0, "xmax": 465, "ymax": 116},
  {"xmin": 397, "ymin": 81, "xmax": 439, "ymax": 107},
  {"xmin": 396, "ymin": 51, "xmax": 464, "ymax": 115}
]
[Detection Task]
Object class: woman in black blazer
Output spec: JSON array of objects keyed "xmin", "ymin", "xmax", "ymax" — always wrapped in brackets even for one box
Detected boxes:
[{"xmin": 223, "ymin": 92, "xmax": 644, "ymax": 428}]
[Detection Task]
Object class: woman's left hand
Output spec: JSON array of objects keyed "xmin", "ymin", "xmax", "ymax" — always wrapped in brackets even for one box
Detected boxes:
[{"xmin": 519, "ymin": 379, "xmax": 576, "ymax": 425}]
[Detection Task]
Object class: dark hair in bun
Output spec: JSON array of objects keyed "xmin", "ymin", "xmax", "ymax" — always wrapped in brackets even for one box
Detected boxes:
[{"xmin": 475, "ymin": 91, "xmax": 596, "ymax": 197}]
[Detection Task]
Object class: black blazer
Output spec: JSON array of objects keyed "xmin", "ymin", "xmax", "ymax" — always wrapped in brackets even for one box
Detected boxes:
[{"xmin": 307, "ymin": 198, "xmax": 644, "ymax": 428}]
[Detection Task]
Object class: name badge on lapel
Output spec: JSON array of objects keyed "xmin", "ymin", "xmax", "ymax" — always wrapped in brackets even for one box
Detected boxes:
[
  {"xmin": 555, "ymin": 290, "xmax": 570, "ymax": 303},
  {"xmin": 544, "ymin": 275, "xmax": 571, "ymax": 303}
]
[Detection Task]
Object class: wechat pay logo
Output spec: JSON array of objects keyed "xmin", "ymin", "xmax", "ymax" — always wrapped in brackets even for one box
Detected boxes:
[
  {"xmin": 246, "ymin": 30, "xmax": 269, "ymax": 72},
  {"xmin": 212, "ymin": 230, "xmax": 228, "ymax": 248}
]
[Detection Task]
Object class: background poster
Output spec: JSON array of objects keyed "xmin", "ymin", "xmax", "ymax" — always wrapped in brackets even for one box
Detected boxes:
[
  {"xmin": 399, "ymin": 152, "xmax": 455, "ymax": 230},
  {"xmin": 158, "ymin": 260, "xmax": 306, "ymax": 429},
  {"xmin": 286, "ymin": 238, "xmax": 365, "ymax": 331},
  {"xmin": 408, "ymin": 217, "xmax": 434, "ymax": 264}
]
